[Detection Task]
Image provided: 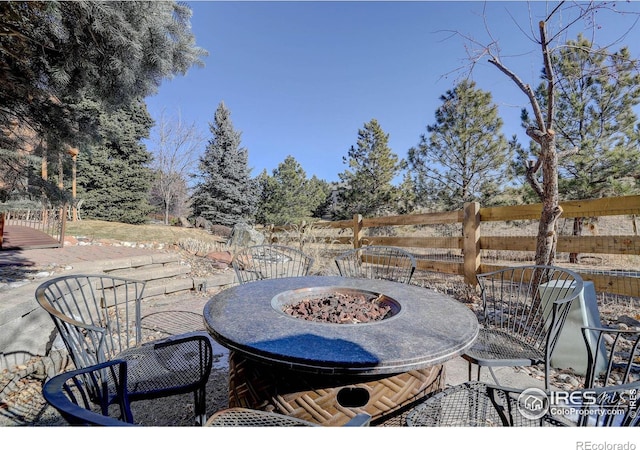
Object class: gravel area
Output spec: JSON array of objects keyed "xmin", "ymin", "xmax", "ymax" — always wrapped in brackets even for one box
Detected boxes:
[{"xmin": 0, "ymin": 371, "xmax": 231, "ymax": 427}]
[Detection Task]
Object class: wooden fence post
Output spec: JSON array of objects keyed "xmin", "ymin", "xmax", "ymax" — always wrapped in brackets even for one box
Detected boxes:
[
  {"xmin": 353, "ymin": 214, "xmax": 363, "ymax": 248},
  {"xmin": 463, "ymin": 202, "xmax": 480, "ymax": 285}
]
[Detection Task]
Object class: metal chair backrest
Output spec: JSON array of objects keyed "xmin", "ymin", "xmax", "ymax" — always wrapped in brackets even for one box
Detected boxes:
[
  {"xmin": 42, "ymin": 360, "xmax": 135, "ymax": 426},
  {"xmin": 206, "ymin": 408, "xmax": 371, "ymax": 427},
  {"xmin": 334, "ymin": 246, "xmax": 416, "ymax": 284},
  {"xmin": 582, "ymin": 326, "xmax": 640, "ymax": 389},
  {"xmin": 476, "ymin": 265, "xmax": 583, "ymax": 359},
  {"xmin": 232, "ymin": 244, "xmax": 314, "ymax": 284},
  {"xmin": 35, "ymin": 275, "xmax": 146, "ymax": 370}
]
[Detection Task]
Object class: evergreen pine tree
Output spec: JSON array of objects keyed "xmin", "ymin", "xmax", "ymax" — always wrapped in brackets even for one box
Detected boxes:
[
  {"xmin": 397, "ymin": 171, "xmax": 418, "ymax": 214},
  {"xmin": 76, "ymin": 99, "xmax": 154, "ymax": 224},
  {"xmin": 256, "ymin": 156, "xmax": 329, "ymax": 226},
  {"xmin": 408, "ymin": 80, "xmax": 510, "ymax": 210},
  {"xmin": 254, "ymin": 169, "xmax": 275, "ymax": 226},
  {"xmin": 1, "ymin": 1, "xmax": 206, "ymax": 151},
  {"xmin": 191, "ymin": 102, "xmax": 258, "ymax": 227},
  {"xmin": 337, "ymin": 119, "xmax": 404, "ymax": 219},
  {"xmin": 1, "ymin": 1, "xmax": 206, "ymax": 208},
  {"xmin": 528, "ymin": 35, "xmax": 640, "ymax": 201},
  {"xmin": 525, "ymin": 35, "xmax": 640, "ymax": 262}
]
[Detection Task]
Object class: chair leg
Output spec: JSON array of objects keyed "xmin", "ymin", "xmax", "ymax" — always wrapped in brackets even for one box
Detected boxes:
[
  {"xmin": 470, "ymin": 361, "xmax": 502, "ymax": 386},
  {"xmin": 544, "ymin": 364, "xmax": 550, "ymax": 391},
  {"xmin": 194, "ymin": 387, "xmax": 207, "ymax": 426},
  {"xmin": 467, "ymin": 360, "xmax": 483, "ymax": 383},
  {"xmin": 487, "ymin": 367, "xmax": 501, "ymax": 386}
]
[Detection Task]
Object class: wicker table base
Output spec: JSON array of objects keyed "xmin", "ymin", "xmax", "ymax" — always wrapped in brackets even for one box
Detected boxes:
[{"xmin": 228, "ymin": 352, "xmax": 445, "ymax": 426}]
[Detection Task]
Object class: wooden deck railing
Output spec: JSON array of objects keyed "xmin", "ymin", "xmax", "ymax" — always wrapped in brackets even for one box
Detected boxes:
[{"xmin": 263, "ymin": 195, "xmax": 640, "ymax": 300}]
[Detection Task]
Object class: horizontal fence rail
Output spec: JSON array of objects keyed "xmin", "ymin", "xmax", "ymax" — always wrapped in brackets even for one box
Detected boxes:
[{"xmin": 262, "ymin": 195, "xmax": 640, "ymax": 301}]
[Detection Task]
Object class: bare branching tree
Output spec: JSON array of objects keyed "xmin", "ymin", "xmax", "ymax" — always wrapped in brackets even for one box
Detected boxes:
[
  {"xmin": 450, "ymin": 1, "xmax": 640, "ymax": 266},
  {"xmin": 149, "ymin": 109, "xmax": 204, "ymax": 224}
]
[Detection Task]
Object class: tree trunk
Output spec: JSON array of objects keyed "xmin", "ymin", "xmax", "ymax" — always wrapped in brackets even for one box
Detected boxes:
[
  {"xmin": 163, "ymin": 191, "xmax": 171, "ymax": 225},
  {"xmin": 535, "ymin": 136, "xmax": 563, "ymax": 267}
]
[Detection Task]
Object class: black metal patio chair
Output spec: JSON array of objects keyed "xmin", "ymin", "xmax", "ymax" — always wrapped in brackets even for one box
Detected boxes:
[
  {"xmin": 43, "ymin": 359, "xmax": 135, "ymax": 426},
  {"xmin": 232, "ymin": 244, "xmax": 314, "ymax": 284},
  {"xmin": 36, "ymin": 274, "xmax": 214, "ymax": 425},
  {"xmin": 407, "ymin": 305, "xmax": 640, "ymax": 427},
  {"xmin": 405, "ymin": 381, "xmax": 549, "ymax": 427},
  {"xmin": 43, "ymin": 359, "xmax": 372, "ymax": 427},
  {"xmin": 541, "ymin": 325, "xmax": 640, "ymax": 426},
  {"xmin": 405, "ymin": 379, "xmax": 640, "ymax": 427},
  {"xmin": 581, "ymin": 325, "xmax": 640, "ymax": 389},
  {"xmin": 334, "ymin": 245, "xmax": 416, "ymax": 284},
  {"xmin": 465, "ymin": 265, "xmax": 584, "ymax": 389}
]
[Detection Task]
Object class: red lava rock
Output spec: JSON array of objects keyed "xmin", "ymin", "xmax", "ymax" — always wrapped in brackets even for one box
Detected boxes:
[
  {"xmin": 205, "ymin": 251, "xmax": 233, "ymax": 265},
  {"xmin": 283, "ymin": 292, "xmax": 392, "ymax": 324}
]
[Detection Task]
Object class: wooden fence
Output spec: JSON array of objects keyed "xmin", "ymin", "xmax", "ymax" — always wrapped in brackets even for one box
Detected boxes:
[{"xmin": 265, "ymin": 195, "xmax": 640, "ymax": 299}]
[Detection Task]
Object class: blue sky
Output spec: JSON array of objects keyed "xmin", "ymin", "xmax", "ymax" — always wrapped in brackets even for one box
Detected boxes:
[{"xmin": 144, "ymin": 1, "xmax": 640, "ymax": 183}]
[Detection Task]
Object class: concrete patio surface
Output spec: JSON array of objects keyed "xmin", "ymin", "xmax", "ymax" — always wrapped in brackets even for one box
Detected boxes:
[{"xmin": 0, "ymin": 242, "xmax": 164, "ymax": 268}]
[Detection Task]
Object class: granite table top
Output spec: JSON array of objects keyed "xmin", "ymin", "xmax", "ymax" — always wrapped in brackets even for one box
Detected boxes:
[{"xmin": 203, "ymin": 276, "xmax": 479, "ymax": 376}]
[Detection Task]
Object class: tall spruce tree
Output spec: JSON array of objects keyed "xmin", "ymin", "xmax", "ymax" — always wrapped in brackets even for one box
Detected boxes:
[
  {"xmin": 336, "ymin": 119, "xmax": 404, "ymax": 219},
  {"xmin": 1, "ymin": 1, "xmax": 206, "ymax": 150},
  {"xmin": 408, "ymin": 80, "xmax": 510, "ymax": 210},
  {"xmin": 256, "ymin": 156, "xmax": 329, "ymax": 226},
  {"xmin": 76, "ymin": 99, "xmax": 154, "ymax": 224},
  {"xmin": 254, "ymin": 169, "xmax": 276, "ymax": 226},
  {"xmin": 1, "ymin": 1, "xmax": 206, "ymax": 208},
  {"xmin": 191, "ymin": 102, "xmax": 257, "ymax": 226}
]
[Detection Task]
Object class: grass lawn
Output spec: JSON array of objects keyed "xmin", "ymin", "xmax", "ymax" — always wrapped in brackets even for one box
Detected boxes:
[{"xmin": 65, "ymin": 220, "xmax": 227, "ymax": 247}]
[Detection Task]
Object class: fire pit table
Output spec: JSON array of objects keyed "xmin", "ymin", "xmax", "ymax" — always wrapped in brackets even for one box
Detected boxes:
[{"xmin": 203, "ymin": 276, "xmax": 478, "ymax": 426}]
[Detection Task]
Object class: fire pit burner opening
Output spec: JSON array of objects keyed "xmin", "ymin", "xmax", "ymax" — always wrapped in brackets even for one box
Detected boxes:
[{"xmin": 271, "ymin": 286, "xmax": 401, "ymax": 324}]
